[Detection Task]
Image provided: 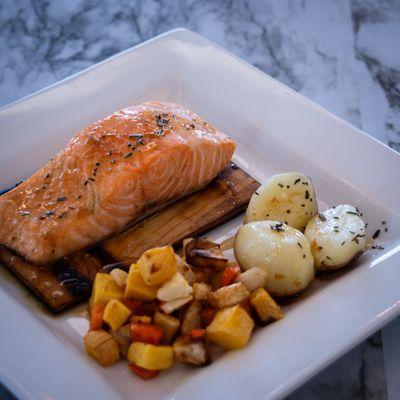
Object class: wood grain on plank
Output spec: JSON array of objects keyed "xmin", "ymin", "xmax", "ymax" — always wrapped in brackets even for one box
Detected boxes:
[{"xmin": 0, "ymin": 165, "xmax": 259, "ymax": 313}]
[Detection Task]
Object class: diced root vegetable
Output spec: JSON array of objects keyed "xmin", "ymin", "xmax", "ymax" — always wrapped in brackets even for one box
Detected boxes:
[
  {"xmin": 208, "ymin": 282, "xmax": 250, "ymax": 309},
  {"xmin": 90, "ymin": 273, "xmax": 123, "ymax": 307},
  {"xmin": 250, "ymin": 287, "xmax": 284, "ymax": 322},
  {"xmin": 157, "ymin": 273, "xmax": 193, "ymax": 302},
  {"xmin": 129, "ymin": 364, "xmax": 159, "ymax": 379},
  {"xmin": 130, "ymin": 323, "xmax": 163, "ymax": 345},
  {"xmin": 90, "ymin": 303, "xmax": 105, "ymax": 331},
  {"xmin": 220, "ymin": 265, "xmax": 241, "ymax": 287},
  {"xmin": 127, "ymin": 342, "xmax": 174, "ymax": 370},
  {"xmin": 111, "ymin": 324, "xmax": 132, "ymax": 358},
  {"xmin": 153, "ymin": 311, "xmax": 180, "ymax": 344},
  {"xmin": 84, "ymin": 330, "xmax": 120, "ymax": 366},
  {"xmin": 160, "ymin": 295, "xmax": 193, "ymax": 314},
  {"xmin": 103, "ymin": 299, "xmax": 132, "ymax": 330},
  {"xmin": 180, "ymin": 301, "xmax": 202, "ymax": 335},
  {"xmin": 124, "ymin": 264, "xmax": 158, "ymax": 301},
  {"xmin": 236, "ymin": 267, "xmax": 267, "ymax": 292},
  {"xmin": 206, "ymin": 305, "xmax": 254, "ymax": 350},
  {"xmin": 137, "ymin": 246, "xmax": 177, "ymax": 286},
  {"xmin": 173, "ymin": 337, "xmax": 210, "ymax": 366},
  {"xmin": 193, "ymin": 282, "xmax": 211, "ymax": 301}
]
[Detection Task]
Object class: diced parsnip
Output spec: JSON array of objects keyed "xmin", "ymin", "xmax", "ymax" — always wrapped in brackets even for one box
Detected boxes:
[
  {"xmin": 157, "ymin": 273, "xmax": 193, "ymax": 302},
  {"xmin": 161, "ymin": 295, "xmax": 193, "ymax": 314},
  {"xmin": 103, "ymin": 299, "xmax": 132, "ymax": 330},
  {"xmin": 250, "ymin": 287, "xmax": 284, "ymax": 322},
  {"xmin": 153, "ymin": 311, "xmax": 180, "ymax": 344},
  {"xmin": 124, "ymin": 264, "xmax": 158, "ymax": 301},
  {"xmin": 236, "ymin": 267, "xmax": 268, "ymax": 292},
  {"xmin": 110, "ymin": 268, "xmax": 128, "ymax": 288},
  {"xmin": 127, "ymin": 342, "xmax": 173, "ymax": 370},
  {"xmin": 90, "ymin": 273, "xmax": 123, "ymax": 308},
  {"xmin": 173, "ymin": 337, "xmax": 210, "ymax": 366},
  {"xmin": 208, "ymin": 283, "xmax": 250, "ymax": 309},
  {"xmin": 206, "ymin": 305, "xmax": 254, "ymax": 350},
  {"xmin": 130, "ymin": 315, "xmax": 152, "ymax": 324},
  {"xmin": 180, "ymin": 301, "xmax": 202, "ymax": 335},
  {"xmin": 137, "ymin": 246, "xmax": 177, "ymax": 286},
  {"xmin": 111, "ymin": 324, "xmax": 132, "ymax": 358},
  {"xmin": 84, "ymin": 330, "xmax": 120, "ymax": 366},
  {"xmin": 193, "ymin": 283, "xmax": 211, "ymax": 301}
]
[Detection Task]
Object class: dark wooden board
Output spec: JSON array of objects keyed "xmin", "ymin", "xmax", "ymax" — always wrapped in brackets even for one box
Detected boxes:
[{"xmin": 0, "ymin": 164, "xmax": 259, "ymax": 314}]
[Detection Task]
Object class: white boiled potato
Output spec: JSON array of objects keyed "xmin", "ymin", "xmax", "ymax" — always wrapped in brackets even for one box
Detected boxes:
[
  {"xmin": 305, "ymin": 204, "xmax": 366, "ymax": 271},
  {"xmin": 234, "ymin": 221, "xmax": 314, "ymax": 297},
  {"xmin": 245, "ymin": 172, "xmax": 318, "ymax": 231}
]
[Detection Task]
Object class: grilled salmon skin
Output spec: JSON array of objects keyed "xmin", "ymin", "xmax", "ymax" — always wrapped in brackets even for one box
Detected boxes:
[{"xmin": 0, "ymin": 102, "xmax": 236, "ymax": 264}]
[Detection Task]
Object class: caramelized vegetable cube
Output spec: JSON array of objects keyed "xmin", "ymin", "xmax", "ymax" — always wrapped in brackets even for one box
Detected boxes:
[
  {"xmin": 208, "ymin": 282, "xmax": 250, "ymax": 309},
  {"xmin": 90, "ymin": 273, "xmax": 123, "ymax": 308},
  {"xmin": 193, "ymin": 283, "xmax": 211, "ymax": 301},
  {"xmin": 206, "ymin": 305, "xmax": 254, "ymax": 350},
  {"xmin": 103, "ymin": 299, "xmax": 132, "ymax": 330},
  {"xmin": 160, "ymin": 295, "xmax": 193, "ymax": 314},
  {"xmin": 173, "ymin": 337, "xmax": 210, "ymax": 366},
  {"xmin": 180, "ymin": 301, "xmax": 202, "ymax": 335},
  {"xmin": 157, "ymin": 273, "xmax": 193, "ymax": 302},
  {"xmin": 127, "ymin": 342, "xmax": 174, "ymax": 370},
  {"xmin": 124, "ymin": 264, "xmax": 158, "ymax": 301},
  {"xmin": 137, "ymin": 246, "xmax": 177, "ymax": 286},
  {"xmin": 84, "ymin": 330, "xmax": 120, "ymax": 366},
  {"xmin": 250, "ymin": 287, "xmax": 284, "ymax": 322},
  {"xmin": 111, "ymin": 324, "xmax": 132, "ymax": 358},
  {"xmin": 153, "ymin": 311, "xmax": 180, "ymax": 344}
]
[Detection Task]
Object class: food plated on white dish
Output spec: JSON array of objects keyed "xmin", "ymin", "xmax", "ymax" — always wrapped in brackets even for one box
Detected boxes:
[{"xmin": 0, "ymin": 29, "xmax": 400, "ymax": 400}]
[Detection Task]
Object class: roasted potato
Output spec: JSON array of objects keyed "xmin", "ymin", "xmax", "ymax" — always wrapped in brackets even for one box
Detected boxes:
[
  {"xmin": 84, "ymin": 330, "xmax": 120, "ymax": 366},
  {"xmin": 208, "ymin": 282, "xmax": 250, "ymax": 309},
  {"xmin": 245, "ymin": 172, "xmax": 318, "ymax": 231},
  {"xmin": 157, "ymin": 273, "xmax": 193, "ymax": 302},
  {"xmin": 103, "ymin": 299, "xmax": 132, "ymax": 330},
  {"xmin": 90, "ymin": 273, "xmax": 123, "ymax": 308},
  {"xmin": 137, "ymin": 246, "xmax": 177, "ymax": 286},
  {"xmin": 234, "ymin": 221, "xmax": 314, "ymax": 297},
  {"xmin": 184, "ymin": 238, "xmax": 228, "ymax": 270},
  {"xmin": 153, "ymin": 311, "xmax": 180, "ymax": 344},
  {"xmin": 173, "ymin": 337, "xmax": 210, "ymax": 366},
  {"xmin": 206, "ymin": 305, "xmax": 254, "ymax": 350},
  {"xmin": 305, "ymin": 204, "xmax": 367, "ymax": 271},
  {"xmin": 236, "ymin": 267, "xmax": 267, "ymax": 292},
  {"xmin": 180, "ymin": 301, "xmax": 202, "ymax": 335},
  {"xmin": 127, "ymin": 342, "xmax": 173, "ymax": 370},
  {"xmin": 124, "ymin": 264, "xmax": 158, "ymax": 301},
  {"xmin": 250, "ymin": 287, "xmax": 284, "ymax": 322}
]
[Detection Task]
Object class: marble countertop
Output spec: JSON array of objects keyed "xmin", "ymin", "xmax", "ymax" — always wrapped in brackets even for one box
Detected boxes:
[{"xmin": 0, "ymin": 0, "xmax": 399, "ymax": 399}]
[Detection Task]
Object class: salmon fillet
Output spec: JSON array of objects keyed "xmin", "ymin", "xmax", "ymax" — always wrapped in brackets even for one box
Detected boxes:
[{"xmin": 0, "ymin": 102, "xmax": 236, "ymax": 264}]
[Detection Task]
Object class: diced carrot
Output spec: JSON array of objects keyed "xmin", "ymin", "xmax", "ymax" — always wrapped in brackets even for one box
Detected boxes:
[
  {"xmin": 130, "ymin": 323, "xmax": 163, "ymax": 345},
  {"xmin": 220, "ymin": 265, "xmax": 241, "ymax": 287},
  {"xmin": 123, "ymin": 299, "xmax": 146, "ymax": 315},
  {"xmin": 188, "ymin": 328, "xmax": 207, "ymax": 341},
  {"xmin": 89, "ymin": 303, "xmax": 105, "ymax": 331},
  {"xmin": 201, "ymin": 307, "xmax": 217, "ymax": 327},
  {"xmin": 128, "ymin": 364, "xmax": 159, "ymax": 380}
]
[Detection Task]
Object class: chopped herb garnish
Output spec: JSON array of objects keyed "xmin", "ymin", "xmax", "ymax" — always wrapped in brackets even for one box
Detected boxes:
[
  {"xmin": 302, "ymin": 254, "xmax": 306, "ymax": 258},
  {"xmin": 372, "ymin": 245, "xmax": 384, "ymax": 250},
  {"xmin": 124, "ymin": 152, "xmax": 133, "ymax": 159},
  {"xmin": 305, "ymin": 190, "xmax": 310, "ymax": 199},
  {"xmin": 20, "ymin": 211, "xmax": 30, "ymax": 216},
  {"xmin": 108, "ymin": 150, "xmax": 113, "ymax": 156},
  {"xmin": 326, "ymin": 256, "xmax": 332, "ymax": 260},
  {"xmin": 334, "ymin": 229, "xmax": 339, "ymax": 233},
  {"xmin": 385, "ymin": 228, "xmax": 388, "ymax": 232},
  {"xmin": 44, "ymin": 173, "xmax": 51, "ymax": 179},
  {"xmin": 372, "ymin": 229, "xmax": 381, "ymax": 239},
  {"xmin": 286, "ymin": 185, "xmax": 290, "ymax": 189},
  {"xmin": 58, "ymin": 212, "xmax": 67, "ymax": 219},
  {"xmin": 89, "ymin": 177, "xmax": 95, "ymax": 182},
  {"xmin": 333, "ymin": 216, "xmax": 339, "ymax": 220},
  {"xmin": 278, "ymin": 183, "xmax": 284, "ymax": 188},
  {"xmin": 286, "ymin": 209, "xmax": 291, "ymax": 214},
  {"xmin": 297, "ymin": 242, "xmax": 303, "ymax": 249},
  {"xmin": 254, "ymin": 192, "xmax": 260, "ymax": 196},
  {"xmin": 346, "ymin": 211, "xmax": 359, "ymax": 216},
  {"xmin": 95, "ymin": 162, "xmax": 100, "ymax": 166},
  {"xmin": 190, "ymin": 124, "xmax": 195, "ymax": 129},
  {"xmin": 341, "ymin": 241, "xmax": 345, "ymax": 246},
  {"xmin": 349, "ymin": 230, "xmax": 355, "ymax": 234},
  {"xmin": 156, "ymin": 115, "xmax": 169, "ymax": 127},
  {"xmin": 56, "ymin": 197, "xmax": 67, "ymax": 202},
  {"xmin": 84, "ymin": 180, "xmax": 88, "ymax": 186},
  {"xmin": 270, "ymin": 222, "xmax": 285, "ymax": 232},
  {"xmin": 45, "ymin": 211, "xmax": 55, "ymax": 217},
  {"xmin": 129, "ymin": 133, "xmax": 143, "ymax": 139},
  {"xmin": 351, "ymin": 233, "xmax": 365, "ymax": 244},
  {"xmin": 294, "ymin": 178, "xmax": 300, "ymax": 185},
  {"xmin": 318, "ymin": 213, "xmax": 326, "ymax": 221},
  {"xmin": 137, "ymin": 137, "xmax": 145, "ymax": 145},
  {"xmin": 382, "ymin": 221, "xmax": 386, "ymax": 225},
  {"xmin": 301, "ymin": 204, "xmax": 305, "ymax": 207},
  {"xmin": 111, "ymin": 159, "xmax": 116, "ymax": 164}
]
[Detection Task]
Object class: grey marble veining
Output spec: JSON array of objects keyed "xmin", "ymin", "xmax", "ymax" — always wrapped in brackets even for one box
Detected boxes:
[{"xmin": 0, "ymin": 1, "xmax": 399, "ymax": 399}]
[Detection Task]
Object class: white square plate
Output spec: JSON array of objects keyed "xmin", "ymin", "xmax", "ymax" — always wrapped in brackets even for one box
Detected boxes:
[{"xmin": 1, "ymin": 29, "xmax": 400, "ymax": 400}]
